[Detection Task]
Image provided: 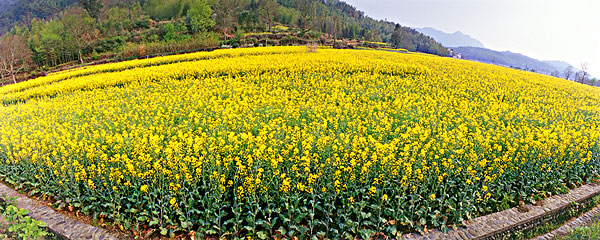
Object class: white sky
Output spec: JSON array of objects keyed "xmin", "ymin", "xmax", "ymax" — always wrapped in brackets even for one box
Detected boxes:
[{"xmin": 343, "ymin": 0, "xmax": 600, "ymax": 77}]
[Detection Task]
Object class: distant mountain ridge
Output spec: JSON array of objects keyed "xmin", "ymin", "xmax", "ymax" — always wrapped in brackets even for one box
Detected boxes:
[
  {"xmin": 453, "ymin": 46, "xmax": 575, "ymax": 77},
  {"xmin": 416, "ymin": 27, "xmax": 484, "ymax": 48},
  {"xmin": 414, "ymin": 27, "xmax": 577, "ymax": 78},
  {"xmin": 543, "ymin": 60, "xmax": 573, "ymax": 72}
]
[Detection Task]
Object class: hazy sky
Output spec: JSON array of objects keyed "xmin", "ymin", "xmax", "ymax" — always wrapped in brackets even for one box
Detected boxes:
[{"xmin": 344, "ymin": 0, "xmax": 600, "ymax": 77}]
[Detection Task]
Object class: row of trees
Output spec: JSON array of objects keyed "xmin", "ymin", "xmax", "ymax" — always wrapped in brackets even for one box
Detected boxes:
[
  {"xmin": 0, "ymin": 0, "xmax": 217, "ymax": 83},
  {"xmin": 560, "ymin": 63, "xmax": 597, "ymax": 86},
  {"xmin": 1, "ymin": 0, "xmax": 450, "ymax": 49}
]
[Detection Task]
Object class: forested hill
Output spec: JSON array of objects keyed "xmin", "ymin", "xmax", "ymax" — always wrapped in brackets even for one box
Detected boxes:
[
  {"xmin": 0, "ymin": 0, "xmax": 77, "ymax": 33},
  {"xmin": 273, "ymin": 0, "xmax": 448, "ymax": 54},
  {"xmin": 0, "ymin": 0, "xmax": 448, "ymax": 54}
]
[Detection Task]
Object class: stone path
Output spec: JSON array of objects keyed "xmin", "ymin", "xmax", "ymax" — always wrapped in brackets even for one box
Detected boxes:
[
  {"xmin": 402, "ymin": 183, "xmax": 600, "ymax": 240},
  {"xmin": 533, "ymin": 204, "xmax": 600, "ymax": 240},
  {"xmin": 0, "ymin": 183, "xmax": 129, "ymax": 240}
]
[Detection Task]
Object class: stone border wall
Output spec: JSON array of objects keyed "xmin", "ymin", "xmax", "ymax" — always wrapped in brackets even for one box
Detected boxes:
[
  {"xmin": 0, "ymin": 183, "xmax": 128, "ymax": 240},
  {"xmin": 402, "ymin": 183, "xmax": 600, "ymax": 240},
  {"xmin": 533, "ymin": 203, "xmax": 600, "ymax": 240}
]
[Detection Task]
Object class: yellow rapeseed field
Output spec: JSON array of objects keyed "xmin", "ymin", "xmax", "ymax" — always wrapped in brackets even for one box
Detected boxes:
[{"xmin": 0, "ymin": 46, "xmax": 599, "ymax": 238}]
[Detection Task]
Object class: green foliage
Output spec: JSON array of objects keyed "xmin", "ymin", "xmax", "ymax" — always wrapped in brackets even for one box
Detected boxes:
[
  {"xmin": 390, "ymin": 24, "xmax": 449, "ymax": 55},
  {"xmin": 28, "ymin": 18, "xmax": 77, "ymax": 67},
  {"xmin": 144, "ymin": 0, "xmax": 198, "ymax": 21},
  {"xmin": 102, "ymin": 7, "xmax": 133, "ymax": 36},
  {"xmin": 238, "ymin": 10, "xmax": 260, "ymax": 32},
  {"xmin": 161, "ymin": 22, "xmax": 190, "ymax": 42},
  {"xmin": 94, "ymin": 36, "xmax": 126, "ymax": 53},
  {"xmin": 121, "ymin": 32, "xmax": 218, "ymax": 59},
  {"xmin": 563, "ymin": 220, "xmax": 600, "ymax": 240},
  {"xmin": 61, "ymin": 10, "xmax": 97, "ymax": 63},
  {"xmin": 186, "ymin": 0, "xmax": 215, "ymax": 34},
  {"xmin": 134, "ymin": 16, "xmax": 151, "ymax": 30},
  {"xmin": 162, "ymin": 23, "xmax": 176, "ymax": 42},
  {"xmin": 76, "ymin": 0, "xmax": 103, "ymax": 19},
  {"xmin": 506, "ymin": 195, "xmax": 600, "ymax": 240},
  {"xmin": 0, "ymin": 197, "xmax": 50, "ymax": 240},
  {"xmin": 275, "ymin": 6, "xmax": 299, "ymax": 26},
  {"xmin": 0, "ymin": 0, "xmax": 77, "ymax": 34}
]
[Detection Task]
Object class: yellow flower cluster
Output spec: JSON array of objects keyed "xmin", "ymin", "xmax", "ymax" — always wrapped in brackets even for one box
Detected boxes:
[{"xmin": 0, "ymin": 46, "xmax": 599, "ymax": 236}]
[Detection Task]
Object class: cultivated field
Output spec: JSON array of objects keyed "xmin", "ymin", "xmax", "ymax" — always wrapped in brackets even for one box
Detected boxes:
[{"xmin": 0, "ymin": 46, "xmax": 599, "ymax": 238}]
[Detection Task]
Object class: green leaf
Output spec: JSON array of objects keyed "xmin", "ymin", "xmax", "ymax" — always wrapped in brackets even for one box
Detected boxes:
[
  {"xmin": 257, "ymin": 231, "xmax": 268, "ymax": 239},
  {"xmin": 37, "ymin": 221, "xmax": 48, "ymax": 227},
  {"xmin": 19, "ymin": 209, "xmax": 29, "ymax": 216}
]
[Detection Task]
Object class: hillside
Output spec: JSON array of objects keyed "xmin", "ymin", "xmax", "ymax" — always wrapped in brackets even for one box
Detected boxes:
[
  {"xmin": 543, "ymin": 60, "xmax": 573, "ymax": 72},
  {"xmin": 0, "ymin": 0, "xmax": 77, "ymax": 33},
  {"xmin": 0, "ymin": 0, "xmax": 448, "ymax": 52},
  {"xmin": 453, "ymin": 46, "xmax": 576, "ymax": 77},
  {"xmin": 416, "ymin": 27, "xmax": 484, "ymax": 48}
]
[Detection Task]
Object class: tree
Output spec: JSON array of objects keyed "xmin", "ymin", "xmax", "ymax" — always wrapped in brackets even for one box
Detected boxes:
[
  {"xmin": 390, "ymin": 24, "xmax": 402, "ymax": 48},
  {"xmin": 62, "ymin": 10, "xmax": 97, "ymax": 64},
  {"xmin": 103, "ymin": 6, "xmax": 132, "ymax": 37},
  {"xmin": 186, "ymin": 0, "xmax": 215, "ymax": 34},
  {"xmin": 574, "ymin": 71, "xmax": 581, "ymax": 83},
  {"xmin": 564, "ymin": 66, "xmax": 573, "ymax": 80},
  {"xmin": 0, "ymin": 34, "xmax": 32, "ymax": 84},
  {"xmin": 212, "ymin": 0, "xmax": 244, "ymax": 35},
  {"xmin": 579, "ymin": 62, "xmax": 589, "ymax": 84},
  {"xmin": 238, "ymin": 10, "xmax": 259, "ymax": 32},
  {"xmin": 0, "ymin": 59, "xmax": 4, "ymax": 83},
  {"xmin": 258, "ymin": 0, "xmax": 278, "ymax": 31},
  {"xmin": 77, "ymin": 0, "xmax": 104, "ymax": 19},
  {"xmin": 162, "ymin": 23, "xmax": 176, "ymax": 41},
  {"xmin": 28, "ymin": 18, "xmax": 71, "ymax": 67}
]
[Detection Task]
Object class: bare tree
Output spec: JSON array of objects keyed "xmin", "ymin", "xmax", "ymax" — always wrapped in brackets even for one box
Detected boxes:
[
  {"xmin": 212, "ymin": 0, "xmax": 243, "ymax": 36},
  {"xmin": 579, "ymin": 62, "xmax": 589, "ymax": 84},
  {"xmin": 258, "ymin": 0, "xmax": 278, "ymax": 32},
  {"xmin": 564, "ymin": 66, "xmax": 573, "ymax": 80},
  {"xmin": 0, "ymin": 64, "xmax": 5, "ymax": 84},
  {"xmin": 62, "ymin": 9, "xmax": 97, "ymax": 64},
  {"xmin": 0, "ymin": 35, "xmax": 32, "ymax": 84},
  {"xmin": 550, "ymin": 70, "xmax": 561, "ymax": 78}
]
